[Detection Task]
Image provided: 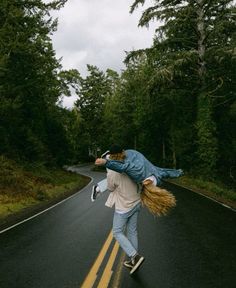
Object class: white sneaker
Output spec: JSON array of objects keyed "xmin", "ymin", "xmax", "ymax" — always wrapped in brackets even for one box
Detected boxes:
[
  {"xmin": 91, "ymin": 185, "xmax": 100, "ymax": 202},
  {"xmin": 130, "ymin": 254, "xmax": 145, "ymax": 275},
  {"xmin": 101, "ymin": 150, "xmax": 110, "ymax": 159}
]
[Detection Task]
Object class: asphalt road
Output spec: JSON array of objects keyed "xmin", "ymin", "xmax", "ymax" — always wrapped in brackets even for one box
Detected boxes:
[{"xmin": 0, "ymin": 165, "xmax": 235, "ymax": 288}]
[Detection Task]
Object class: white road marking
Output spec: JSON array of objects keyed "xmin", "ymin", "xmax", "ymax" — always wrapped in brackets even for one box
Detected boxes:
[
  {"xmin": 168, "ymin": 181, "xmax": 236, "ymax": 212},
  {"xmin": 0, "ymin": 177, "xmax": 93, "ymax": 234}
]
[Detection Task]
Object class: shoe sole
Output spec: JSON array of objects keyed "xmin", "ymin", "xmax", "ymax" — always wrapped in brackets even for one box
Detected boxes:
[{"xmin": 130, "ymin": 257, "xmax": 145, "ymax": 275}]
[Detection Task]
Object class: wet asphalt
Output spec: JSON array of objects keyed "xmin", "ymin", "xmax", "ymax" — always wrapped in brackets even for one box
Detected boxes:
[{"xmin": 0, "ymin": 165, "xmax": 235, "ymax": 288}]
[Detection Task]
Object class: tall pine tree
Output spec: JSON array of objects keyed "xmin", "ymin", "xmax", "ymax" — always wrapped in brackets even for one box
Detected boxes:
[
  {"xmin": 130, "ymin": 0, "xmax": 235, "ymax": 177},
  {"xmin": 0, "ymin": 0, "xmax": 68, "ymax": 163}
]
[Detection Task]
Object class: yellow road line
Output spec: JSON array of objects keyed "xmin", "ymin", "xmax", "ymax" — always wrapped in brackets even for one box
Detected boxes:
[
  {"xmin": 110, "ymin": 251, "xmax": 126, "ymax": 288},
  {"xmin": 81, "ymin": 230, "xmax": 113, "ymax": 288},
  {"xmin": 97, "ymin": 241, "xmax": 120, "ymax": 288}
]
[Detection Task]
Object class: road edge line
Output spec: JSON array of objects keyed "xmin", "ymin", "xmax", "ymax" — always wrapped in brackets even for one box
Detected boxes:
[
  {"xmin": 166, "ymin": 181, "xmax": 236, "ymax": 212},
  {"xmin": 0, "ymin": 177, "xmax": 93, "ymax": 234}
]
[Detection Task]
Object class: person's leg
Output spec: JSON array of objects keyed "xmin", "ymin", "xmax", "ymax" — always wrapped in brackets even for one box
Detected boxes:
[
  {"xmin": 126, "ymin": 204, "xmax": 145, "ymax": 275},
  {"xmin": 155, "ymin": 166, "xmax": 184, "ymax": 179},
  {"xmin": 97, "ymin": 178, "xmax": 107, "ymax": 193},
  {"xmin": 91, "ymin": 178, "xmax": 107, "ymax": 202},
  {"xmin": 112, "ymin": 211, "xmax": 137, "ymax": 258},
  {"xmin": 126, "ymin": 203, "xmax": 141, "ymax": 251},
  {"xmin": 113, "ymin": 204, "xmax": 145, "ymax": 274}
]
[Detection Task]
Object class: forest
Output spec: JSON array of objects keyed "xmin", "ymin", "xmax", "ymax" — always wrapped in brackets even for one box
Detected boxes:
[{"xmin": 0, "ymin": 0, "xmax": 235, "ymax": 193}]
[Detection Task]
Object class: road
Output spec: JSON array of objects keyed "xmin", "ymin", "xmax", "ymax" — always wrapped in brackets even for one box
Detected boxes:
[{"xmin": 0, "ymin": 165, "xmax": 235, "ymax": 288}]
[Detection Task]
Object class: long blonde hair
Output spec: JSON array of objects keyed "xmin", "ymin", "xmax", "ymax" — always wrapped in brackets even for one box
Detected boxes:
[{"xmin": 141, "ymin": 183, "xmax": 176, "ymax": 216}]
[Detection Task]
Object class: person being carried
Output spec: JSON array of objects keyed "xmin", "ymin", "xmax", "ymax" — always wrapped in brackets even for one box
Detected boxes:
[
  {"xmin": 92, "ymin": 144, "xmax": 183, "ymax": 216},
  {"xmin": 106, "ymin": 167, "xmax": 144, "ymax": 275}
]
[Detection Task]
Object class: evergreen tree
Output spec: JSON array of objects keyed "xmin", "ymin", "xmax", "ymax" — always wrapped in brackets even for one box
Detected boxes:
[
  {"xmin": 130, "ymin": 0, "xmax": 235, "ymax": 177},
  {"xmin": 0, "ymin": 0, "xmax": 68, "ymax": 164},
  {"xmin": 74, "ymin": 65, "xmax": 112, "ymax": 157}
]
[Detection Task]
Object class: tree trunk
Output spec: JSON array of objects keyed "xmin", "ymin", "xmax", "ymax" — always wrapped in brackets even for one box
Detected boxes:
[
  {"xmin": 196, "ymin": 0, "xmax": 206, "ymax": 83},
  {"xmin": 195, "ymin": 0, "xmax": 218, "ymax": 177}
]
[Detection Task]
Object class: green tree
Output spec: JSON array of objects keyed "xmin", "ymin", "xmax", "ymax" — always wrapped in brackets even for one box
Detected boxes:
[
  {"xmin": 0, "ymin": 0, "xmax": 68, "ymax": 164},
  {"xmin": 130, "ymin": 0, "xmax": 235, "ymax": 177},
  {"xmin": 74, "ymin": 65, "xmax": 113, "ymax": 157}
]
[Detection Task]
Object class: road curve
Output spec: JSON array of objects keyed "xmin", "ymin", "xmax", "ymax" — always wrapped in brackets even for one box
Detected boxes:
[{"xmin": 0, "ymin": 165, "xmax": 235, "ymax": 288}]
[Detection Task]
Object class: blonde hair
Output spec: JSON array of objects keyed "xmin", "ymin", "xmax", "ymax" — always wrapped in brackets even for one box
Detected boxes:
[
  {"xmin": 109, "ymin": 151, "xmax": 126, "ymax": 161},
  {"xmin": 141, "ymin": 183, "xmax": 176, "ymax": 216}
]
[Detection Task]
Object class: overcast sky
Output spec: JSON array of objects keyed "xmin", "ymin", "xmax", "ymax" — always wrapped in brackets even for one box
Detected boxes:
[{"xmin": 50, "ymin": 0, "xmax": 156, "ymax": 108}]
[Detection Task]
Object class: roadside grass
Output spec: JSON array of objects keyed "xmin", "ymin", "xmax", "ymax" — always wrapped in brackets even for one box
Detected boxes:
[
  {"xmin": 168, "ymin": 175, "xmax": 236, "ymax": 209},
  {"xmin": 0, "ymin": 195, "xmax": 38, "ymax": 219},
  {"xmin": 0, "ymin": 156, "xmax": 90, "ymax": 220}
]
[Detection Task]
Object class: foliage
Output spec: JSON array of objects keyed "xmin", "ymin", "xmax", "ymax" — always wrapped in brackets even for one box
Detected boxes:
[
  {"xmin": 0, "ymin": 0, "xmax": 80, "ymax": 165},
  {"xmin": 74, "ymin": 65, "xmax": 117, "ymax": 157},
  {"xmin": 126, "ymin": 0, "xmax": 236, "ymax": 180},
  {"xmin": 0, "ymin": 0, "xmax": 235, "ymax": 193}
]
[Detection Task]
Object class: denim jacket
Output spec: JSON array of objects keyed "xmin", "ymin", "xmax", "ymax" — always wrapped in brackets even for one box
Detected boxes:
[{"xmin": 105, "ymin": 149, "xmax": 183, "ymax": 185}]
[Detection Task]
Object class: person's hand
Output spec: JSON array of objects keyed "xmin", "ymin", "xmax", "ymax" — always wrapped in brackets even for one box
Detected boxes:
[
  {"xmin": 142, "ymin": 179, "xmax": 153, "ymax": 186},
  {"xmin": 95, "ymin": 158, "xmax": 107, "ymax": 166}
]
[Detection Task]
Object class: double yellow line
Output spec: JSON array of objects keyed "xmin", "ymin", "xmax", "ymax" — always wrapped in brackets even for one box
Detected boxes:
[{"xmin": 81, "ymin": 230, "xmax": 120, "ymax": 288}]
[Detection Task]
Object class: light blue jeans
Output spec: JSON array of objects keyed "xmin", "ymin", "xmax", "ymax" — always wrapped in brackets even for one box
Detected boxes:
[
  {"xmin": 112, "ymin": 202, "xmax": 141, "ymax": 258},
  {"xmin": 97, "ymin": 178, "xmax": 107, "ymax": 193}
]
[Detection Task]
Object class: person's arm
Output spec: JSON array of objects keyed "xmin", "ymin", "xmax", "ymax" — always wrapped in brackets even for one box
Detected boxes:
[
  {"xmin": 95, "ymin": 158, "xmax": 129, "ymax": 174},
  {"xmin": 106, "ymin": 159, "xmax": 130, "ymax": 174}
]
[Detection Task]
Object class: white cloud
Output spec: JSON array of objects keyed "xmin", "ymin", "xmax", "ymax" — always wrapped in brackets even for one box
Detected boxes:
[{"xmin": 50, "ymin": 0, "xmax": 157, "ymax": 108}]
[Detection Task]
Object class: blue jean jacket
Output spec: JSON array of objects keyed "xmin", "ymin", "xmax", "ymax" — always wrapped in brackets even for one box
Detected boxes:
[{"xmin": 105, "ymin": 149, "xmax": 183, "ymax": 185}]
